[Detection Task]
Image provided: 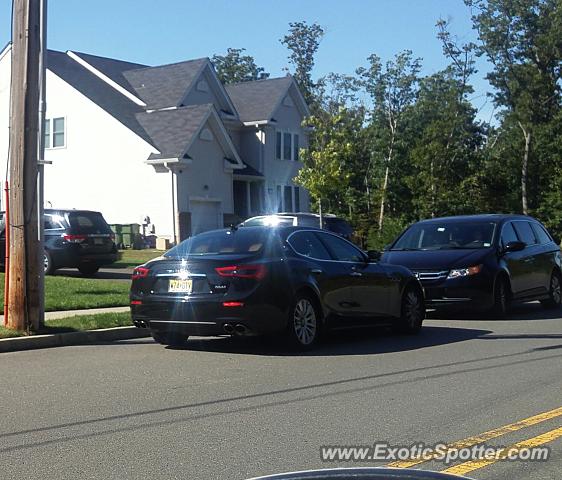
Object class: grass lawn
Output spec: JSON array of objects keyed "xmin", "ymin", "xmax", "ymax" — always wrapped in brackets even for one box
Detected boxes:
[
  {"xmin": 0, "ymin": 273, "xmax": 130, "ymax": 312},
  {"xmin": 0, "ymin": 312, "xmax": 133, "ymax": 339},
  {"xmin": 109, "ymin": 249, "xmax": 163, "ymax": 269}
]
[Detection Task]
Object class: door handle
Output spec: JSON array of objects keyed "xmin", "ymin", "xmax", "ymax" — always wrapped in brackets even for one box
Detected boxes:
[
  {"xmin": 309, "ymin": 268, "xmax": 323, "ymax": 275},
  {"xmin": 350, "ymin": 271, "xmax": 363, "ymax": 277}
]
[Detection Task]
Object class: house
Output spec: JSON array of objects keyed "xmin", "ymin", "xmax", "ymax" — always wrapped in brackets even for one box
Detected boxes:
[{"xmin": 0, "ymin": 44, "xmax": 310, "ymax": 242}]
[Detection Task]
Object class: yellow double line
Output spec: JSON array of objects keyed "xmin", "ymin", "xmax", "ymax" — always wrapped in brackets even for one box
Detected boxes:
[{"xmin": 388, "ymin": 406, "xmax": 562, "ymax": 475}]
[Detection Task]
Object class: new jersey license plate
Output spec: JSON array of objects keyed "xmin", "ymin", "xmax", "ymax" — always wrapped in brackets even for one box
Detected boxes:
[{"xmin": 168, "ymin": 279, "xmax": 193, "ymax": 293}]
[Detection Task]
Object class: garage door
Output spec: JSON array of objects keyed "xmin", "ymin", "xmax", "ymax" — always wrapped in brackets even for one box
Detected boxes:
[{"xmin": 190, "ymin": 201, "xmax": 221, "ymax": 235}]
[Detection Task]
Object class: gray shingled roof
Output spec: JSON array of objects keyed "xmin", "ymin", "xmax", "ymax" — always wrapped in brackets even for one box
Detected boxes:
[
  {"xmin": 71, "ymin": 51, "xmax": 147, "ymax": 96},
  {"xmin": 47, "ymin": 49, "xmax": 155, "ymax": 147},
  {"xmin": 135, "ymin": 104, "xmax": 212, "ymax": 159},
  {"xmin": 123, "ymin": 59, "xmax": 208, "ymax": 110},
  {"xmin": 225, "ymin": 76, "xmax": 293, "ymax": 122}
]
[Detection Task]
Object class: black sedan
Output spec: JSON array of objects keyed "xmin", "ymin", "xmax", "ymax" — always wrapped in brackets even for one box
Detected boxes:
[
  {"xmin": 382, "ymin": 214, "xmax": 562, "ymax": 315},
  {"xmin": 130, "ymin": 226, "xmax": 425, "ymax": 349}
]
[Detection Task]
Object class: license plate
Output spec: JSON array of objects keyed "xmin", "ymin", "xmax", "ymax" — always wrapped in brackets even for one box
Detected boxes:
[
  {"xmin": 168, "ymin": 279, "xmax": 193, "ymax": 293},
  {"xmin": 93, "ymin": 238, "xmax": 104, "ymax": 245}
]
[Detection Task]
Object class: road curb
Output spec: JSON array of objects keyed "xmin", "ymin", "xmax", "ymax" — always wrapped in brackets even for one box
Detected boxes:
[{"xmin": 0, "ymin": 326, "xmax": 151, "ymax": 353}]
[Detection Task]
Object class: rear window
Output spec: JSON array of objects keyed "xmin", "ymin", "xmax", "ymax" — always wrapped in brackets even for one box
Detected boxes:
[
  {"xmin": 165, "ymin": 228, "xmax": 271, "ymax": 257},
  {"xmin": 67, "ymin": 211, "xmax": 111, "ymax": 234},
  {"xmin": 243, "ymin": 216, "xmax": 295, "ymax": 227}
]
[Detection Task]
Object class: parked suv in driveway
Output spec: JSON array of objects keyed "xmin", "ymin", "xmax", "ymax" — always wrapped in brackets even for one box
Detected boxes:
[
  {"xmin": 381, "ymin": 214, "xmax": 562, "ymax": 315},
  {"xmin": 0, "ymin": 209, "xmax": 118, "ymax": 275},
  {"xmin": 240, "ymin": 213, "xmax": 354, "ymax": 240}
]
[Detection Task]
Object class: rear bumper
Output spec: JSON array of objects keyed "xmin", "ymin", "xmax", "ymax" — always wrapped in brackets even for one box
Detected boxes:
[
  {"xmin": 131, "ymin": 298, "xmax": 288, "ymax": 336},
  {"xmin": 51, "ymin": 248, "xmax": 118, "ymax": 268}
]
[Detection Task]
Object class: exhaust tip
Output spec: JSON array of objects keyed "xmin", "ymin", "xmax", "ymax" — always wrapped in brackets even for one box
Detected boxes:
[
  {"xmin": 223, "ymin": 323, "xmax": 235, "ymax": 334},
  {"xmin": 234, "ymin": 323, "xmax": 247, "ymax": 334}
]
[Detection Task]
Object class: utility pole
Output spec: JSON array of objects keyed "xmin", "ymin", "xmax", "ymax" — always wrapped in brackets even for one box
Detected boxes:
[{"xmin": 7, "ymin": 0, "xmax": 42, "ymax": 331}]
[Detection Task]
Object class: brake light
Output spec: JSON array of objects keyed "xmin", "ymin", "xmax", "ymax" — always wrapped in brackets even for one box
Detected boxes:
[
  {"xmin": 222, "ymin": 301, "xmax": 244, "ymax": 307},
  {"xmin": 131, "ymin": 300, "xmax": 142, "ymax": 305},
  {"xmin": 215, "ymin": 264, "xmax": 267, "ymax": 280},
  {"xmin": 132, "ymin": 267, "xmax": 150, "ymax": 279},
  {"xmin": 63, "ymin": 234, "xmax": 87, "ymax": 243}
]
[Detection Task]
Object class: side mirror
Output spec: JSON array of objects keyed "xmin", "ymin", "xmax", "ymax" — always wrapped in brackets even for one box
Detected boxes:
[
  {"xmin": 503, "ymin": 240, "xmax": 525, "ymax": 253},
  {"xmin": 553, "ymin": 235, "xmax": 561, "ymax": 246},
  {"xmin": 366, "ymin": 250, "xmax": 381, "ymax": 262}
]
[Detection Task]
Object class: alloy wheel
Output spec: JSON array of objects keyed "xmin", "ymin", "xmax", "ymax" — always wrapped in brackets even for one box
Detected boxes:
[
  {"xmin": 404, "ymin": 290, "xmax": 422, "ymax": 328},
  {"xmin": 293, "ymin": 298, "xmax": 317, "ymax": 346}
]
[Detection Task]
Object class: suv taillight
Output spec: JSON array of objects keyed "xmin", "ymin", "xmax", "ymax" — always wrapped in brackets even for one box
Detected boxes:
[
  {"xmin": 215, "ymin": 264, "xmax": 267, "ymax": 280},
  {"xmin": 132, "ymin": 267, "xmax": 150, "ymax": 279},
  {"xmin": 63, "ymin": 234, "xmax": 87, "ymax": 243}
]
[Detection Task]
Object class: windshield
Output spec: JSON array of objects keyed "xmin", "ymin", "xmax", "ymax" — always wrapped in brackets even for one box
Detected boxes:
[
  {"xmin": 392, "ymin": 222, "xmax": 497, "ymax": 250},
  {"xmin": 164, "ymin": 228, "xmax": 269, "ymax": 257}
]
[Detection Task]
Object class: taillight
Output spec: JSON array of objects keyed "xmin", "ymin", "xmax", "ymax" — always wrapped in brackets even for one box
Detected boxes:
[
  {"xmin": 223, "ymin": 301, "xmax": 244, "ymax": 307},
  {"xmin": 131, "ymin": 300, "xmax": 142, "ymax": 305},
  {"xmin": 63, "ymin": 234, "xmax": 87, "ymax": 243},
  {"xmin": 132, "ymin": 267, "xmax": 150, "ymax": 279},
  {"xmin": 215, "ymin": 264, "xmax": 267, "ymax": 280}
]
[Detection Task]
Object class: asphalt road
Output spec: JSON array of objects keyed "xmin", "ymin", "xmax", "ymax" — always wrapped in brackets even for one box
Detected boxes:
[
  {"xmin": 54, "ymin": 266, "xmax": 133, "ymax": 281},
  {"xmin": 1, "ymin": 304, "xmax": 561, "ymax": 480}
]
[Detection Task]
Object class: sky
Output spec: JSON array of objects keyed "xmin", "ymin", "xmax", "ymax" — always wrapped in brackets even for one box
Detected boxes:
[{"xmin": 0, "ymin": 0, "xmax": 496, "ymax": 121}]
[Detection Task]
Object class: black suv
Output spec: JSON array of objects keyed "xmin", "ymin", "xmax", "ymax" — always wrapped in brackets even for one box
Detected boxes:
[
  {"xmin": 240, "ymin": 213, "xmax": 354, "ymax": 240},
  {"xmin": 0, "ymin": 209, "xmax": 118, "ymax": 275},
  {"xmin": 381, "ymin": 214, "xmax": 561, "ymax": 315}
]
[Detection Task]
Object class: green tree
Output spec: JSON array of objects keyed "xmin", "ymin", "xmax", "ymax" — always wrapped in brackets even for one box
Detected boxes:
[
  {"xmin": 357, "ymin": 51, "xmax": 422, "ymax": 230},
  {"xmin": 466, "ymin": 0, "xmax": 562, "ymax": 214},
  {"xmin": 211, "ymin": 48, "xmax": 269, "ymax": 84},
  {"xmin": 280, "ymin": 21, "xmax": 324, "ymax": 107}
]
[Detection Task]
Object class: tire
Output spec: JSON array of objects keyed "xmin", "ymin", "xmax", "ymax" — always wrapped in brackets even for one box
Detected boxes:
[
  {"xmin": 78, "ymin": 264, "xmax": 99, "ymax": 276},
  {"xmin": 151, "ymin": 331, "xmax": 189, "ymax": 346},
  {"xmin": 287, "ymin": 294, "xmax": 321, "ymax": 350},
  {"xmin": 44, "ymin": 251, "xmax": 56, "ymax": 275},
  {"xmin": 492, "ymin": 275, "xmax": 510, "ymax": 318},
  {"xmin": 394, "ymin": 287, "xmax": 425, "ymax": 334},
  {"xmin": 541, "ymin": 271, "xmax": 562, "ymax": 309}
]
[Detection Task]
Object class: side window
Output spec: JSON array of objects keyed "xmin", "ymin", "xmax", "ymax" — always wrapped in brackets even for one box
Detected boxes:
[
  {"xmin": 531, "ymin": 223, "xmax": 552, "ymax": 245},
  {"xmin": 512, "ymin": 221, "xmax": 537, "ymax": 246},
  {"xmin": 316, "ymin": 232, "xmax": 364, "ymax": 262},
  {"xmin": 500, "ymin": 222, "xmax": 519, "ymax": 247},
  {"xmin": 288, "ymin": 232, "xmax": 331, "ymax": 260}
]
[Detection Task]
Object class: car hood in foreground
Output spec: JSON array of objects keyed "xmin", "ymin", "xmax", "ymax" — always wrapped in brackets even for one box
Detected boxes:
[{"xmin": 381, "ymin": 248, "xmax": 492, "ymax": 271}]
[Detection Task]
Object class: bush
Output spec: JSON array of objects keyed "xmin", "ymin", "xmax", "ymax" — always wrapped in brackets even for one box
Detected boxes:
[{"xmin": 367, "ymin": 216, "xmax": 409, "ymax": 251}]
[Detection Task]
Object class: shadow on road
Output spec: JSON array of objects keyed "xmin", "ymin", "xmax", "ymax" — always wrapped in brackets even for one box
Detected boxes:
[
  {"xmin": 428, "ymin": 302, "xmax": 562, "ymax": 321},
  {"xmin": 167, "ymin": 325, "xmax": 492, "ymax": 356}
]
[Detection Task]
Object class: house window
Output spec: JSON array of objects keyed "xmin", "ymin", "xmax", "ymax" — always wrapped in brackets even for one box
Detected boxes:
[
  {"xmin": 294, "ymin": 187, "xmax": 300, "ymax": 211},
  {"xmin": 45, "ymin": 117, "xmax": 65, "ymax": 149},
  {"xmin": 276, "ymin": 132, "xmax": 282, "ymax": 160},
  {"xmin": 275, "ymin": 131, "xmax": 301, "ymax": 161},
  {"xmin": 283, "ymin": 133, "xmax": 292, "ymax": 160},
  {"xmin": 284, "ymin": 186, "xmax": 293, "ymax": 212},
  {"xmin": 44, "ymin": 119, "xmax": 51, "ymax": 149}
]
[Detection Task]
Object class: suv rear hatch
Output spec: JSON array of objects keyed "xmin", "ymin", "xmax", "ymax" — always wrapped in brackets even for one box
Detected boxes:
[{"xmin": 66, "ymin": 211, "xmax": 115, "ymax": 253}]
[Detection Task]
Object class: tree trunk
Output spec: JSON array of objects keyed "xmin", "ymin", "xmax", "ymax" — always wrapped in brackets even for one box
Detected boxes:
[
  {"xmin": 518, "ymin": 122, "xmax": 531, "ymax": 215},
  {"xmin": 318, "ymin": 198, "xmax": 323, "ymax": 229},
  {"xmin": 378, "ymin": 165, "xmax": 390, "ymax": 231}
]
